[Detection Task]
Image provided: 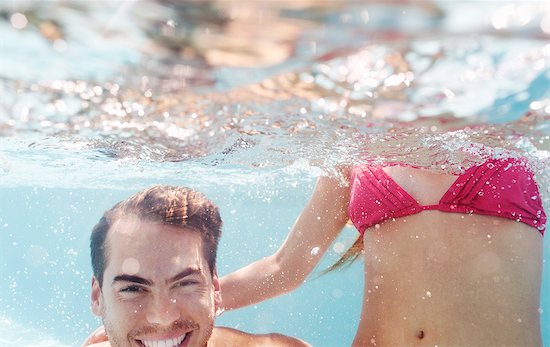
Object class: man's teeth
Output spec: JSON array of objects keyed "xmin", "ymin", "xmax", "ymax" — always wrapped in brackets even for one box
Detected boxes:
[{"xmin": 141, "ymin": 333, "xmax": 187, "ymax": 347}]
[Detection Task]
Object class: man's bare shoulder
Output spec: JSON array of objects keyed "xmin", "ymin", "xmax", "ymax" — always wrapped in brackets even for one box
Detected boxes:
[
  {"xmin": 210, "ymin": 327, "xmax": 311, "ymax": 347},
  {"xmin": 81, "ymin": 326, "xmax": 310, "ymax": 347}
]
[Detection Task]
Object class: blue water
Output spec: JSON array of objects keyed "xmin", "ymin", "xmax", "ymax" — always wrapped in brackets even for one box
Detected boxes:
[
  {"xmin": 0, "ymin": 178, "xmax": 365, "ymax": 346},
  {"xmin": 0, "ymin": 1, "xmax": 549, "ymax": 346}
]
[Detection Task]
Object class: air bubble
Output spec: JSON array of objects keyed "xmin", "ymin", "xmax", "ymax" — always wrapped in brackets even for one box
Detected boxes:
[
  {"xmin": 215, "ymin": 306, "xmax": 225, "ymax": 317},
  {"xmin": 333, "ymin": 242, "xmax": 345, "ymax": 254},
  {"xmin": 10, "ymin": 13, "xmax": 28, "ymax": 30},
  {"xmin": 310, "ymin": 247, "xmax": 320, "ymax": 256},
  {"xmin": 122, "ymin": 257, "xmax": 140, "ymax": 275}
]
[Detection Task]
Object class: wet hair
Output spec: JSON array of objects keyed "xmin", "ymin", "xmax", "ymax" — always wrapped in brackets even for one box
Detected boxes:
[
  {"xmin": 322, "ymin": 236, "xmax": 363, "ymax": 274},
  {"xmin": 90, "ymin": 185, "xmax": 222, "ymax": 287}
]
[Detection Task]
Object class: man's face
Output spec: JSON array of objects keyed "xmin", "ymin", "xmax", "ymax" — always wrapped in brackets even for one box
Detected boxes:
[{"xmin": 91, "ymin": 214, "xmax": 221, "ymax": 347}]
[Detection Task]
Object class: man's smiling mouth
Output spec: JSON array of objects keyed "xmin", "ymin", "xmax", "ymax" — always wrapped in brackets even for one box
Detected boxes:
[{"xmin": 138, "ymin": 332, "xmax": 188, "ymax": 347}]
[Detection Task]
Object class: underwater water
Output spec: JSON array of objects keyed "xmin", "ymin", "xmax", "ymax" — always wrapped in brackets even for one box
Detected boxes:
[{"xmin": 0, "ymin": 1, "xmax": 549, "ymax": 346}]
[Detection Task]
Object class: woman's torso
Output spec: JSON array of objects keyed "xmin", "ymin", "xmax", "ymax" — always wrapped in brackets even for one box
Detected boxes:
[{"xmin": 352, "ymin": 166, "xmax": 543, "ymax": 346}]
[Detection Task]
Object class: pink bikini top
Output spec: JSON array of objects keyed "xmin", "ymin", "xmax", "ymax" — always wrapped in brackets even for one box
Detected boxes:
[{"xmin": 349, "ymin": 158, "xmax": 546, "ymax": 236}]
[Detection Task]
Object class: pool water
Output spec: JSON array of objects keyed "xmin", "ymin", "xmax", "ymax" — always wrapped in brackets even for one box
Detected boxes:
[{"xmin": 0, "ymin": 1, "xmax": 549, "ymax": 346}]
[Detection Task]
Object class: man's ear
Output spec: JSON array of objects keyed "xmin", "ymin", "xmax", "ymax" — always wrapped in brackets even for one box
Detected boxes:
[
  {"xmin": 91, "ymin": 276, "xmax": 104, "ymax": 317},
  {"xmin": 211, "ymin": 268, "xmax": 222, "ymax": 312}
]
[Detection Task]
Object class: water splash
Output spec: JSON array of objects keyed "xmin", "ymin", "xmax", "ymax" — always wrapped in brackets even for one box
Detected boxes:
[{"xmin": 0, "ymin": 1, "xmax": 548, "ymax": 194}]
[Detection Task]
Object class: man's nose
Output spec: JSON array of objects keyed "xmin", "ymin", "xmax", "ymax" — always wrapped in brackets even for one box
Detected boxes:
[{"xmin": 145, "ymin": 292, "xmax": 180, "ymax": 326}]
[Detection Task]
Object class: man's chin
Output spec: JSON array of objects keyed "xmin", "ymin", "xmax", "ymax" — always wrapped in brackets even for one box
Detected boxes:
[{"xmin": 104, "ymin": 319, "xmax": 212, "ymax": 347}]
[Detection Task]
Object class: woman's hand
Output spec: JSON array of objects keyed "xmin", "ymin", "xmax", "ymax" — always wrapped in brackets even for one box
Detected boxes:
[{"xmin": 81, "ymin": 326, "xmax": 110, "ymax": 347}]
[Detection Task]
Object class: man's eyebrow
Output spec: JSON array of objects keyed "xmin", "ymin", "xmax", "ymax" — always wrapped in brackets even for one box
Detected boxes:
[
  {"xmin": 112, "ymin": 274, "xmax": 152, "ymax": 286},
  {"xmin": 111, "ymin": 268, "xmax": 204, "ymax": 286},
  {"xmin": 168, "ymin": 268, "xmax": 203, "ymax": 284}
]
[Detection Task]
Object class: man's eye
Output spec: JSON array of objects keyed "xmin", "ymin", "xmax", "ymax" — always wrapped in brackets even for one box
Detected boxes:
[
  {"xmin": 176, "ymin": 280, "xmax": 200, "ymax": 288},
  {"xmin": 120, "ymin": 285, "xmax": 145, "ymax": 293}
]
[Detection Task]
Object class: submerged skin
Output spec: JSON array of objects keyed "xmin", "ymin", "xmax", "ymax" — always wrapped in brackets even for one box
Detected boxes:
[
  {"xmin": 220, "ymin": 166, "xmax": 543, "ymax": 346},
  {"xmin": 82, "ymin": 326, "xmax": 310, "ymax": 347}
]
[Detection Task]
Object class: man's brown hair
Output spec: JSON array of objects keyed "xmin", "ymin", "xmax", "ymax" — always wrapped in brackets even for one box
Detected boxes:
[{"xmin": 90, "ymin": 185, "xmax": 222, "ymax": 287}]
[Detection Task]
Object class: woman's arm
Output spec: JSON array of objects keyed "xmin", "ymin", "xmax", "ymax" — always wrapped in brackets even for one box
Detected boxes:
[{"xmin": 220, "ymin": 174, "xmax": 351, "ymax": 310}]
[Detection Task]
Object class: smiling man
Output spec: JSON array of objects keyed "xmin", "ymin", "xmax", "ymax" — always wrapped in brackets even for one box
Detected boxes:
[{"xmin": 86, "ymin": 185, "xmax": 309, "ymax": 347}]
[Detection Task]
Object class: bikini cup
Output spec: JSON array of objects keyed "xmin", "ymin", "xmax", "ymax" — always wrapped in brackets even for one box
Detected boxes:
[{"xmin": 348, "ymin": 158, "xmax": 546, "ymax": 236}]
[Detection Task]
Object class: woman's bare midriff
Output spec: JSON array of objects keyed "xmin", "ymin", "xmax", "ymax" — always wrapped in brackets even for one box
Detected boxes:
[{"xmin": 352, "ymin": 167, "xmax": 543, "ymax": 346}]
